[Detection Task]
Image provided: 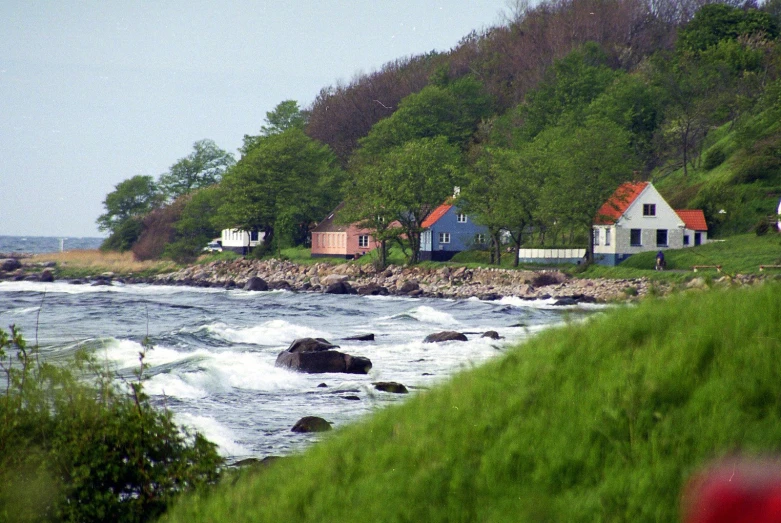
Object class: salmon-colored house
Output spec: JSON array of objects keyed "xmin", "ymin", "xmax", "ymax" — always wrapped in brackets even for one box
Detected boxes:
[{"xmin": 310, "ymin": 203, "xmax": 380, "ymax": 259}]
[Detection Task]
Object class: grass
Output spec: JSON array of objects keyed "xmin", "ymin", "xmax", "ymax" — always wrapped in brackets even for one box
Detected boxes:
[
  {"xmin": 162, "ymin": 282, "xmax": 781, "ymax": 523},
  {"xmin": 32, "ymin": 250, "xmax": 178, "ymax": 278}
]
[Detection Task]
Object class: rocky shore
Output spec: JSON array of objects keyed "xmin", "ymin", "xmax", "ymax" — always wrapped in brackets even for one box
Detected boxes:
[{"xmin": 151, "ymin": 259, "xmax": 653, "ymax": 303}]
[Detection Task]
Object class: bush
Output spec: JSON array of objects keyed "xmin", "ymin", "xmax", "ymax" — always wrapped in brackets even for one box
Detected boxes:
[
  {"xmin": 100, "ymin": 218, "xmax": 144, "ymax": 253},
  {"xmin": 703, "ymin": 145, "xmax": 726, "ymax": 170},
  {"xmin": 0, "ymin": 326, "xmax": 223, "ymax": 522},
  {"xmin": 756, "ymin": 219, "xmax": 770, "ymax": 236}
]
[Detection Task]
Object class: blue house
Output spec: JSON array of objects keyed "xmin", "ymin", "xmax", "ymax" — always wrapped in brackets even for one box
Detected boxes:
[{"xmin": 420, "ymin": 202, "xmax": 489, "ymax": 261}]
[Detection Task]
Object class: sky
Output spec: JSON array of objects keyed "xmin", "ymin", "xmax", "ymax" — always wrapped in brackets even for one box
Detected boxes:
[{"xmin": 0, "ymin": 1, "xmax": 510, "ymax": 238}]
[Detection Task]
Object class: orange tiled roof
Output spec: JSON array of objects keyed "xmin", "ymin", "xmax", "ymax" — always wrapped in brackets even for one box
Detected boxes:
[
  {"xmin": 676, "ymin": 209, "xmax": 708, "ymax": 231},
  {"xmin": 595, "ymin": 181, "xmax": 649, "ymax": 225},
  {"xmin": 421, "ymin": 203, "xmax": 453, "ymax": 229}
]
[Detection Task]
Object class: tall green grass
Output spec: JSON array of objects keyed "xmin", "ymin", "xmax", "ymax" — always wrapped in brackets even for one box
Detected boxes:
[{"xmin": 162, "ymin": 283, "xmax": 781, "ymax": 522}]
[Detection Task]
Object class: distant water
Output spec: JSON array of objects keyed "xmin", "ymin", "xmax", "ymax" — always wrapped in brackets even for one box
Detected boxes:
[{"xmin": 0, "ymin": 235, "xmax": 104, "ymax": 255}]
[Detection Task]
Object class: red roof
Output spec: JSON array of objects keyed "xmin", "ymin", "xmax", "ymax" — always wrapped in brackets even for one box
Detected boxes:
[
  {"xmin": 595, "ymin": 182, "xmax": 648, "ymax": 225},
  {"xmin": 421, "ymin": 203, "xmax": 453, "ymax": 228},
  {"xmin": 676, "ymin": 209, "xmax": 708, "ymax": 231}
]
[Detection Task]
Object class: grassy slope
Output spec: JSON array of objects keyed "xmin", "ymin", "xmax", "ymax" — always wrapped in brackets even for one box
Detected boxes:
[{"xmin": 162, "ymin": 283, "xmax": 781, "ymax": 523}]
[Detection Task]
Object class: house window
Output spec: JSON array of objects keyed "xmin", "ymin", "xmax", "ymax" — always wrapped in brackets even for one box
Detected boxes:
[
  {"xmin": 457, "ymin": 213, "xmax": 467, "ymax": 223},
  {"xmin": 630, "ymin": 229, "xmax": 642, "ymax": 247},
  {"xmin": 683, "ymin": 234, "xmax": 690, "ymax": 246},
  {"xmin": 439, "ymin": 232, "xmax": 451, "ymax": 244},
  {"xmin": 656, "ymin": 229, "xmax": 668, "ymax": 247},
  {"xmin": 250, "ymin": 231, "xmax": 259, "ymax": 242},
  {"xmin": 643, "ymin": 204, "xmax": 656, "ymax": 217},
  {"xmin": 475, "ymin": 233, "xmax": 486, "ymax": 244},
  {"xmin": 593, "ymin": 229, "xmax": 600, "ymax": 246},
  {"xmin": 605, "ymin": 227, "xmax": 611, "ymax": 246},
  {"xmin": 358, "ymin": 235, "xmax": 369, "ymax": 248}
]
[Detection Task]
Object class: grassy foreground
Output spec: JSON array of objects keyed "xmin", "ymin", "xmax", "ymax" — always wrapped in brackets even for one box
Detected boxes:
[
  {"xmin": 162, "ymin": 283, "xmax": 781, "ymax": 522},
  {"xmin": 32, "ymin": 249, "xmax": 177, "ymax": 278}
]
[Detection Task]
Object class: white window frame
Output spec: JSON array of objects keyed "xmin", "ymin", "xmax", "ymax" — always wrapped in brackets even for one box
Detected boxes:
[
  {"xmin": 643, "ymin": 204, "xmax": 656, "ymax": 217},
  {"xmin": 358, "ymin": 235, "xmax": 369, "ymax": 248},
  {"xmin": 475, "ymin": 233, "xmax": 486, "ymax": 244},
  {"xmin": 605, "ymin": 227, "xmax": 611, "ymax": 246},
  {"xmin": 439, "ymin": 232, "xmax": 451, "ymax": 244},
  {"xmin": 457, "ymin": 213, "xmax": 467, "ymax": 223}
]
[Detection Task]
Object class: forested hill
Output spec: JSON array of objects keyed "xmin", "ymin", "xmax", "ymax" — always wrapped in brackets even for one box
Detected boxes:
[{"xmin": 97, "ymin": 0, "xmax": 781, "ymax": 265}]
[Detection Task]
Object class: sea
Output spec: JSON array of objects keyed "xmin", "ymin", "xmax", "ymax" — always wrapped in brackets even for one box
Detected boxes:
[
  {"xmin": 0, "ymin": 236, "xmax": 602, "ymax": 461},
  {"xmin": 0, "ymin": 235, "xmax": 104, "ymax": 255}
]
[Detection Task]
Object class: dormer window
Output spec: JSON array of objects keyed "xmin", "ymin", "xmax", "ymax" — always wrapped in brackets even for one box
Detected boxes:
[
  {"xmin": 643, "ymin": 204, "xmax": 656, "ymax": 217},
  {"xmin": 457, "ymin": 213, "xmax": 467, "ymax": 223}
]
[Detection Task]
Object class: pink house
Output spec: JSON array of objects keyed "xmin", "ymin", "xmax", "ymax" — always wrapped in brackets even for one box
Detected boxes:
[{"xmin": 310, "ymin": 203, "xmax": 380, "ymax": 259}]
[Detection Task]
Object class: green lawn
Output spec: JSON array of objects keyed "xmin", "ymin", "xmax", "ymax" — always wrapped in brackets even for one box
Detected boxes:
[{"xmin": 162, "ymin": 282, "xmax": 781, "ymax": 523}]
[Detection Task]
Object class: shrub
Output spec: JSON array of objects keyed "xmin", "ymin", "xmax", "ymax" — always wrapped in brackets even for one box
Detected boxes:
[
  {"xmin": 0, "ymin": 326, "xmax": 223, "ymax": 522},
  {"xmin": 703, "ymin": 145, "xmax": 726, "ymax": 170},
  {"xmin": 756, "ymin": 219, "xmax": 770, "ymax": 236}
]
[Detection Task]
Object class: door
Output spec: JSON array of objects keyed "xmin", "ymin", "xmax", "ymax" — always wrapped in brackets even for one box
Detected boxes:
[{"xmin": 694, "ymin": 232, "xmax": 701, "ymax": 246}]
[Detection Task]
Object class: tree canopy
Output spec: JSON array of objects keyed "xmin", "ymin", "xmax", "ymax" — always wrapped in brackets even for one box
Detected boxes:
[{"xmin": 158, "ymin": 139, "xmax": 235, "ymax": 201}]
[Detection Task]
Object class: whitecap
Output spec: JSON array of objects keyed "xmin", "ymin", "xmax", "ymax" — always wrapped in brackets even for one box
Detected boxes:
[
  {"xmin": 95, "ymin": 338, "xmax": 210, "ymax": 370},
  {"xmin": 174, "ymin": 412, "xmax": 249, "ymax": 457},
  {"xmin": 204, "ymin": 319, "xmax": 330, "ymax": 346},
  {"xmin": 145, "ymin": 373, "xmax": 208, "ymax": 399}
]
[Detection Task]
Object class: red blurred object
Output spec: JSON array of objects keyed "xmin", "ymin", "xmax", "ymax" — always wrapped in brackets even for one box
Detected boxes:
[{"xmin": 683, "ymin": 459, "xmax": 781, "ymax": 523}]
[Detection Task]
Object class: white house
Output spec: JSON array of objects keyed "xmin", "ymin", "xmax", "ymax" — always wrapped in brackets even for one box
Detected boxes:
[
  {"xmin": 593, "ymin": 181, "xmax": 708, "ymax": 266},
  {"xmin": 220, "ymin": 228, "xmax": 264, "ymax": 255}
]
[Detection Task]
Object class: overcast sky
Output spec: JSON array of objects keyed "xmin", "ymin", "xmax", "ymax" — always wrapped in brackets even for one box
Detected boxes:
[{"xmin": 0, "ymin": 1, "xmax": 510, "ymax": 238}]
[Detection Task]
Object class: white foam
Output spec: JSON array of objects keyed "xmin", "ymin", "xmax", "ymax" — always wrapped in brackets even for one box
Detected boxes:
[
  {"xmin": 199, "ymin": 351, "xmax": 308, "ymax": 391},
  {"xmin": 0, "ymin": 281, "xmax": 225, "ymax": 296},
  {"xmin": 97, "ymin": 338, "xmax": 209, "ymax": 370},
  {"xmin": 407, "ymin": 305, "xmax": 459, "ymax": 325},
  {"xmin": 145, "ymin": 373, "xmax": 208, "ymax": 399},
  {"xmin": 205, "ymin": 319, "xmax": 330, "ymax": 346},
  {"xmin": 7, "ymin": 306, "xmax": 40, "ymax": 316},
  {"xmin": 174, "ymin": 412, "xmax": 249, "ymax": 457}
]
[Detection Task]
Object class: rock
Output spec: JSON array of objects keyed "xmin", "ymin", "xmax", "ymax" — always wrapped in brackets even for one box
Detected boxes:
[
  {"xmin": 343, "ymin": 333, "xmax": 375, "ymax": 341},
  {"xmin": 552, "ymin": 296, "xmax": 578, "ymax": 306},
  {"xmin": 357, "ymin": 282, "xmax": 388, "ymax": 296},
  {"xmin": 342, "ymin": 395, "xmax": 361, "ymax": 401},
  {"xmin": 481, "ymin": 331, "xmax": 502, "ymax": 340},
  {"xmin": 317, "ymin": 383, "xmax": 328, "ymax": 388},
  {"xmin": 91, "ymin": 279, "xmax": 112, "ymax": 286},
  {"xmin": 373, "ymin": 381, "xmax": 408, "ymax": 394},
  {"xmin": 39, "ymin": 269, "xmax": 54, "ymax": 283},
  {"xmin": 244, "ymin": 276, "xmax": 268, "ymax": 291},
  {"xmin": 286, "ymin": 338, "xmax": 339, "ymax": 353},
  {"xmin": 321, "ymin": 274, "xmax": 349, "ymax": 286},
  {"xmin": 324, "ymin": 281, "xmax": 353, "ymax": 294},
  {"xmin": 423, "ymin": 331, "xmax": 468, "ymax": 343},
  {"xmin": 0, "ymin": 259, "xmax": 22, "ymax": 272},
  {"xmin": 397, "ymin": 280, "xmax": 419, "ymax": 294},
  {"xmin": 268, "ymin": 280, "xmax": 292, "ymax": 291},
  {"xmin": 291, "ymin": 416, "xmax": 332, "ymax": 433},
  {"xmin": 276, "ymin": 338, "xmax": 372, "ymax": 374}
]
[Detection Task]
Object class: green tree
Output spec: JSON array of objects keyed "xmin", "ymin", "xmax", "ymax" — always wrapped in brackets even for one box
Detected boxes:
[
  {"xmin": 350, "ymin": 136, "xmax": 463, "ymax": 264},
  {"xmin": 677, "ymin": 3, "xmax": 778, "ymax": 53},
  {"xmin": 536, "ymin": 117, "xmax": 636, "ymax": 262},
  {"xmin": 218, "ymin": 129, "xmax": 343, "ymax": 252},
  {"xmin": 356, "ymin": 75, "xmax": 493, "ymax": 158},
  {"xmin": 97, "ymin": 175, "xmax": 163, "ymax": 251},
  {"xmin": 241, "ymin": 100, "xmax": 308, "ymax": 154},
  {"xmin": 158, "ymin": 139, "xmax": 235, "ymax": 201},
  {"xmin": 163, "ymin": 186, "xmax": 223, "ymax": 262}
]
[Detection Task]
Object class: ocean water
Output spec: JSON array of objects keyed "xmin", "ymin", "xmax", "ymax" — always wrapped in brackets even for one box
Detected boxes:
[
  {"xmin": 0, "ymin": 281, "xmax": 603, "ymax": 461},
  {"xmin": 0, "ymin": 235, "xmax": 104, "ymax": 254}
]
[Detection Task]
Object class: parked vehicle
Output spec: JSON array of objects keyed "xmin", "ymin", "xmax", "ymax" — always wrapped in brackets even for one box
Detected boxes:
[{"xmin": 203, "ymin": 240, "xmax": 222, "ymax": 252}]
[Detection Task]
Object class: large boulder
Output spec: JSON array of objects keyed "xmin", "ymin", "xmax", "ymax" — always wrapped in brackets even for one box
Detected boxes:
[
  {"xmin": 423, "ymin": 331, "xmax": 468, "ymax": 343},
  {"xmin": 481, "ymin": 330, "xmax": 502, "ymax": 340},
  {"xmin": 357, "ymin": 282, "xmax": 389, "ymax": 296},
  {"xmin": 0, "ymin": 258, "xmax": 22, "ymax": 272},
  {"xmin": 321, "ymin": 274, "xmax": 349, "ymax": 286},
  {"xmin": 244, "ymin": 276, "xmax": 268, "ymax": 291},
  {"xmin": 343, "ymin": 333, "xmax": 375, "ymax": 342},
  {"xmin": 276, "ymin": 337, "xmax": 372, "ymax": 374},
  {"xmin": 324, "ymin": 281, "xmax": 353, "ymax": 295},
  {"xmin": 38, "ymin": 269, "xmax": 55, "ymax": 283},
  {"xmin": 291, "ymin": 416, "xmax": 332, "ymax": 433}
]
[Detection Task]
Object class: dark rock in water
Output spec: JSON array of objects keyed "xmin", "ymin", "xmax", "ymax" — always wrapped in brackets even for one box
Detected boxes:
[
  {"xmin": 317, "ymin": 383, "xmax": 328, "ymax": 388},
  {"xmin": 422, "ymin": 372, "xmax": 433, "ymax": 376},
  {"xmin": 343, "ymin": 333, "xmax": 375, "ymax": 342},
  {"xmin": 357, "ymin": 282, "xmax": 388, "ymax": 296},
  {"xmin": 342, "ymin": 395, "xmax": 361, "ymax": 401},
  {"xmin": 552, "ymin": 297, "xmax": 578, "ymax": 306},
  {"xmin": 69, "ymin": 279, "xmax": 84, "ymax": 285},
  {"xmin": 268, "ymin": 280, "xmax": 292, "ymax": 291},
  {"xmin": 373, "ymin": 381, "xmax": 408, "ymax": 394},
  {"xmin": 291, "ymin": 416, "xmax": 332, "ymax": 433},
  {"xmin": 0, "ymin": 258, "xmax": 22, "ymax": 272},
  {"xmin": 276, "ymin": 350, "xmax": 372, "ymax": 374},
  {"xmin": 481, "ymin": 330, "xmax": 502, "ymax": 340},
  {"xmin": 244, "ymin": 276, "xmax": 268, "ymax": 292},
  {"xmin": 324, "ymin": 281, "xmax": 353, "ymax": 295},
  {"xmin": 39, "ymin": 269, "xmax": 54, "ymax": 283},
  {"xmin": 480, "ymin": 293, "xmax": 501, "ymax": 301},
  {"xmin": 407, "ymin": 289, "xmax": 423, "ymax": 297},
  {"xmin": 423, "ymin": 331, "xmax": 468, "ymax": 343},
  {"xmin": 224, "ymin": 280, "xmax": 236, "ymax": 290},
  {"xmin": 91, "ymin": 279, "xmax": 112, "ymax": 286},
  {"xmin": 287, "ymin": 337, "xmax": 339, "ymax": 353}
]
